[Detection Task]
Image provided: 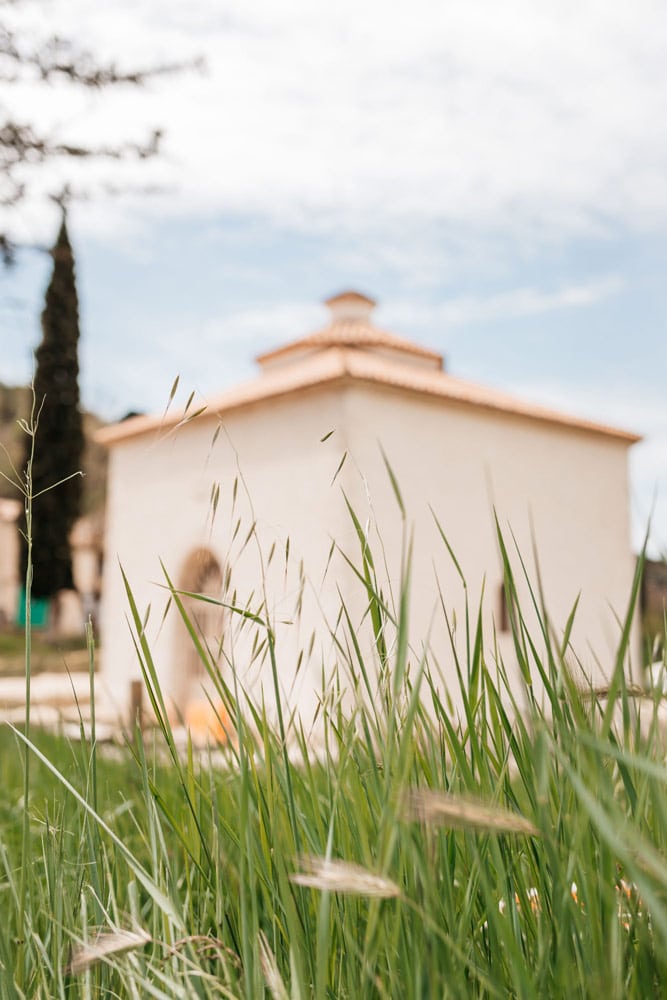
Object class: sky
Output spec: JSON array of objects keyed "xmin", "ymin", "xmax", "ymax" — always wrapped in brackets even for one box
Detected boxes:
[{"xmin": 1, "ymin": 0, "xmax": 667, "ymax": 554}]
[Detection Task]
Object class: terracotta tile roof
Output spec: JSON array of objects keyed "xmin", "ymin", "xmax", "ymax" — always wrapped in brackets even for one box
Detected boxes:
[
  {"xmin": 96, "ymin": 345, "xmax": 641, "ymax": 447},
  {"xmin": 256, "ymin": 319, "xmax": 443, "ymax": 368}
]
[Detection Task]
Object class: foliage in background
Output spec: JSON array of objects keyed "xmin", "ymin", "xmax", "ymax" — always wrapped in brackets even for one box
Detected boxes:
[
  {"xmin": 0, "ymin": 382, "xmax": 107, "ymax": 515},
  {"xmin": 0, "ymin": 628, "xmax": 88, "ymax": 675},
  {"xmin": 642, "ymin": 558, "xmax": 667, "ymax": 666},
  {"xmin": 18, "ymin": 215, "xmax": 84, "ymax": 598}
]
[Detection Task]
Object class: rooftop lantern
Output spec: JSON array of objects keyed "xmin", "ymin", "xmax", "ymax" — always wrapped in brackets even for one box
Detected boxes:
[{"xmin": 324, "ymin": 290, "xmax": 376, "ymax": 324}]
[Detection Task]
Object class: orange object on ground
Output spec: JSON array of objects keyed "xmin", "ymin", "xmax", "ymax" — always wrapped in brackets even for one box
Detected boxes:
[{"xmin": 185, "ymin": 699, "xmax": 233, "ymax": 744}]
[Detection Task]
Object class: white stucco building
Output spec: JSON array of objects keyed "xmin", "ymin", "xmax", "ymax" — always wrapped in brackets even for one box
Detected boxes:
[
  {"xmin": 0, "ymin": 500, "xmax": 104, "ymax": 635},
  {"xmin": 0, "ymin": 498, "xmax": 21, "ymax": 626},
  {"xmin": 97, "ymin": 291, "xmax": 640, "ymax": 731}
]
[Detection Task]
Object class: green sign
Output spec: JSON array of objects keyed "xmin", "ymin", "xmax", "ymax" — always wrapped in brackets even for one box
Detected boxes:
[{"xmin": 16, "ymin": 589, "xmax": 50, "ymax": 629}]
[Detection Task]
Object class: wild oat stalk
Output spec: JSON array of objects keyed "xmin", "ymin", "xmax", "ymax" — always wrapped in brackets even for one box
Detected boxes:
[
  {"xmin": 16, "ymin": 393, "xmax": 40, "ymax": 980},
  {"xmin": 14, "ymin": 391, "xmax": 83, "ymax": 986}
]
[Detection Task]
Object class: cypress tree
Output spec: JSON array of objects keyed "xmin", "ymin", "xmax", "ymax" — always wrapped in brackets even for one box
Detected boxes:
[{"xmin": 20, "ymin": 213, "xmax": 84, "ymax": 600}]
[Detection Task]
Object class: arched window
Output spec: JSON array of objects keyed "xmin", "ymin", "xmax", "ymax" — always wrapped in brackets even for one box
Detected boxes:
[{"xmin": 179, "ymin": 548, "xmax": 224, "ymax": 680}]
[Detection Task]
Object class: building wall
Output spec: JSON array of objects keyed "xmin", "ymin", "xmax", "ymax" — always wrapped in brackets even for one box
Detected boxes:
[
  {"xmin": 340, "ymin": 382, "xmax": 639, "ymax": 704},
  {"xmin": 0, "ymin": 499, "xmax": 21, "ymax": 625},
  {"xmin": 99, "ymin": 387, "xmax": 359, "ymax": 726},
  {"xmin": 100, "ymin": 381, "xmax": 639, "ymax": 728}
]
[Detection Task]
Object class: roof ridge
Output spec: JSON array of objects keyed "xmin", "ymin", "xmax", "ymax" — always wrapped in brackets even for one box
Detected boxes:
[
  {"xmin": 97, "ymin": 344, "xmax": 640, "ymax": 447},
  {"xmin": 256, "ymin": 317, "xmax": 443, "ymax": 366}
]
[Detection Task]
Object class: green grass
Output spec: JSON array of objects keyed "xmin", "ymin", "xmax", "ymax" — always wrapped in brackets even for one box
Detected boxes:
[
  {"xmin": 1, "ymin": 501, "xmax": 667, "ymax": 999},
  {"xmin": 2, "ymin": 403, "xmax": 665, "ymax": 996},
  {"xmin": 0, "ymin": 629, "xmax": 90, "ymax": 676}
]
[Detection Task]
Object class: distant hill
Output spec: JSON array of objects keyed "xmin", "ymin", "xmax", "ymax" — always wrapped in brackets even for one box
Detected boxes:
[{"xmin": 0, "ymin": 383, "xmax": 108, "ymax": 514}]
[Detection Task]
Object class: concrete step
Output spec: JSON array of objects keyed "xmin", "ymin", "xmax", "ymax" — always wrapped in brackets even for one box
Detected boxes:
[{"xmin": 0, "ymin": 672, "xmax": 95, "ymax": 710}]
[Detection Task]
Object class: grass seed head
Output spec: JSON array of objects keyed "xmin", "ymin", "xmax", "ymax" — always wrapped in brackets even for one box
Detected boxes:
[
  {"xmin": 258, "ymin": 931, "xmax": 290, "ymax": 1000},
  {"xmin": 67, "ymin": 928, "xmax": 151, "ymax": 975},
  {"xmin": 290, "ymin": 856, "xmax": 401, "ymax": 898},
  {"xmin": 403, "ymin": 788, "xmax": 540, "ymax": 837}
]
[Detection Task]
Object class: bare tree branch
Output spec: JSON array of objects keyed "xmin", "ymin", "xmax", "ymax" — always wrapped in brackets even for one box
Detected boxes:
[
  {"xmin": 0, "ymin": 8, "xmax": 202, "ymax": 261},
  {"xmin": 0, "ymin": 26, "xmax": 201, "ymax": 86}
]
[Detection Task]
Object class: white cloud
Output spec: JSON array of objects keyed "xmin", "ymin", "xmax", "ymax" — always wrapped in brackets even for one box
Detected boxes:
[
  {"xmin": 81, "ymin": 297, "xmax": 327, "ymax": 420},
  {"xmin": 4, "ymin": 0, "xmax": 667, "ymax": 553},
  {"xmin": 3, "ymin": 0, "xmax": 667, "ymax": 248},
  {"xmin": 384, "ymin": 277, "xmax": 624, "ymax": 333}
]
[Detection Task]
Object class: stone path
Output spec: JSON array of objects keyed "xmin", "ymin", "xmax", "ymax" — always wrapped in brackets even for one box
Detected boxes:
[
  {"xmin": 0, "ymin": 670, "xmax": 123, "ymax": 740},
  {"xmin": 0, "ymin": 671, "xmax": 231, "ymax": 750}
]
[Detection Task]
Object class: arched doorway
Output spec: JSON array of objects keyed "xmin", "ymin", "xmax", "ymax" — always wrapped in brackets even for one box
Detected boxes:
[
  {"xmin": 177, "ymin": 547, "xmax": 233, "ymax": 744},
  {"xmin": 179, "ymin": 547, "xmax": 225, "ymax": 684}
]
